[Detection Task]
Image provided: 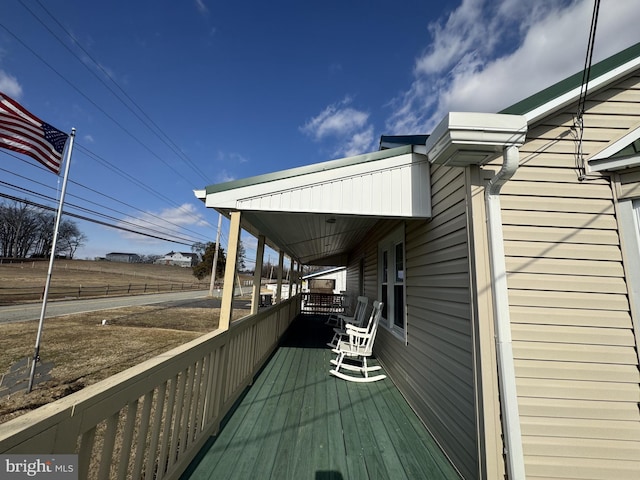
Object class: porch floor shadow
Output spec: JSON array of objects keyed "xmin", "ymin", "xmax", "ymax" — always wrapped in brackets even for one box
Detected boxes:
[{"xmin": 182, "ymin": 315, "xmax": 460, "ymax": 480}]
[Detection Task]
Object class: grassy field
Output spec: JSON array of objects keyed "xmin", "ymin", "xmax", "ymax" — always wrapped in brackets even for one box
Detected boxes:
[
  {"xmin": 0, "ymin": 260, "xmax": 250, "ymax": 424},
  {"xmin": 0, "ymin": 259, "xmax": 208, "ymax": 304}
]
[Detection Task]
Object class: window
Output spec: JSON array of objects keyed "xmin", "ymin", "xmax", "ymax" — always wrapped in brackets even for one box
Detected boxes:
[{"xmin": 378, "ymin": 226, "xmax": 406, "ymax": 339}]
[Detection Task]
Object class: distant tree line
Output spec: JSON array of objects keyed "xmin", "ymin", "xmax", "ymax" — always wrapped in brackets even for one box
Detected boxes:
[{"xmin": 0, "ymin": 200, "xmax": 87, "ymax": 259}]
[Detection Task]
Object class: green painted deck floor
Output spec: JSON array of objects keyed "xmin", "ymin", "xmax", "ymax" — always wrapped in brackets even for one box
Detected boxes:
[{"xmin": 182, "ymin": 315, "xmax": 460, "ymax": 480}]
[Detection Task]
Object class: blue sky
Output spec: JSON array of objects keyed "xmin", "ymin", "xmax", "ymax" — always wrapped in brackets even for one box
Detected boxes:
[{"xmin": 1, "ymin": 0, "xmax": 639, "ymax": 267}]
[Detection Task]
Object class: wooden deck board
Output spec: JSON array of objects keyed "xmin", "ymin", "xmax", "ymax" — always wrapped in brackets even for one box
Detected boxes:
[{"xmin": 182, "ymin": 315, "xmax": 460, "ymax": 480}]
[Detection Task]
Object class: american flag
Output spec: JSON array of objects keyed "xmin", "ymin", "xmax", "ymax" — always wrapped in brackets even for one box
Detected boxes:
[{"xmin": 0, "ymin": 91, "xmax": 68, "ymax": 174}]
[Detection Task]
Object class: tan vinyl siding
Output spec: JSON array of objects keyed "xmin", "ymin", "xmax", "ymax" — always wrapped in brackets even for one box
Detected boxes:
[
  {"xmin": 492, "ymin": 72, "xmax": 640, "ymax": 479},
  {"xmin": 345, "ymin": 163, "xmax": 476, "ymax": 479}
]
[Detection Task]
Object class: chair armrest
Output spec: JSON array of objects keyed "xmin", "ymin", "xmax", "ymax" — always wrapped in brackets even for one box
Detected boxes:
[
  {"xmin": 346, "ymin": 326, "xmax": 370, "ymax": 338},
  {"xmin": 345, "ymin": 323, "xmax": 368, "ymax": 333}
]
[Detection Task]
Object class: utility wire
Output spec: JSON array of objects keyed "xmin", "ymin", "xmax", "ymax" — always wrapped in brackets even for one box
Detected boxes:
[
  {"xmin": 24, "ymin": 0, "xmax": 210, "ymax": 182},
  {"xmin": 0, "ymin": 192, "xmax": 196, "ymax": 246},
  {"xmin": 0, "ymin": 182, "xmax": 203, "ymax": 245},
  {"xmin": 1, "ymin": 151, "xmax": 211, "ymax": 241},
  {"xmin": 0, "ymin": 180, "xmax": 205, "ymax": 244},
  {"xmin": 0, "ymin": 20, "xmax": 204, "ymax": 189},
  {"xmin": 575, "ymin": 0, "xmax": 601, "ymax": 180},
  {"xmin": 0, "ymin": 2, "xmax": 221, "ymax": 249}
]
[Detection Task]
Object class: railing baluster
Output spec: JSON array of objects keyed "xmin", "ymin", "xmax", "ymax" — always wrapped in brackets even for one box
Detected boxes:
[
  {"xmin": 168, "ymin": 369, "xmax": 188, "ymax": 469},
  {"xmin": 156, "ymin": 374, "xmax": 178, "ymax": 480},
  {"xmin": 131, "ymin": 391, "xmax": 153, "ymax": 479},
  {"xmin": 97, "ymin": 412, "xmax": 119, "ymax": 480},
  {"xmin": 116, "ymin": 400, "xmax": 139, "ymax": 479},
  {"xmin": 145, "ymin": 382, "xmax": 167, "ymax": 480}
]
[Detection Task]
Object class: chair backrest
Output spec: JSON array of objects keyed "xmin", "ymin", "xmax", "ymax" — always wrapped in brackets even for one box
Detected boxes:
[
  {"xmin": 348, "ymin": 300, "xmax": 383, "ymax": 356},
  {"xmin": 352, "ymin": 296, "xmax": 369, "ymax": 327}
]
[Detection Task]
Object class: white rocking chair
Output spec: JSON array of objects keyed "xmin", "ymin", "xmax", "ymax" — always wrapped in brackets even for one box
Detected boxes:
[
  {"xmin": 330, "ymin": 300, "xmax": 385, "ymax": 383},
  {"xmin": 326, "ymin": 295, "xmax": 369, "ymax": 349}
]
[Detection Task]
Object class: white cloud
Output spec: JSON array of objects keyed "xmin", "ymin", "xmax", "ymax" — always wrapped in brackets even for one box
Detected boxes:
[
  {"xmin": 0, "ymin": 70, "xmax": 22, "ymax": 98},
  {"xmin": 216, "ymin": 150, "xmax": 248, "ymax": 165},
  {"xmin": 117, "ymin": 203, "xmax": 208, "ymax": 245},
  {"xmin": 387, "ymin": 0, "xmax": 640, "ymax": 134},
  {"xmin": 195, "ymin": 0, "xmax": 208, "ymax": 15},
  {"xmin": 301, "ymin": 97, "xmax": 376, "ymax": 157},
  {"xmin": 215, "ymin": 169, "xmax": 235, "ymax": 183}
]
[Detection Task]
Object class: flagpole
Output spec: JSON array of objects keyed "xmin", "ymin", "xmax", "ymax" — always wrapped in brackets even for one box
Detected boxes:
[{"xmin": 28, "ymin": 128, "xmax": 76, "ymax": 393}]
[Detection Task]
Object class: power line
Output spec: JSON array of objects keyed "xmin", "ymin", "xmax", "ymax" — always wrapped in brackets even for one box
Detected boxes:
[
  {"xmin": 0, "ymin": 3, "xmax": 229, "ymax": 253},
  {"xmin": 575, "ymin": 0, "xmax": 601, "ymax": 180},
  {"xmin": 24, "ymin": 0, "xmax": 210, "ymax": 182},
  {"xmin": 0, "ymin": 20, "xmax": 205, "ymax": 188},
  {"xmin": 0, "ymin": 192, "xmax": 197, "ymax": 246},
  {"xmin": 0, "ymin": 151, "xmax": 211, "ymax": 242},
  {"xmin": 0, "ymin": 180, "xmax": 204, "ymax": 245}
]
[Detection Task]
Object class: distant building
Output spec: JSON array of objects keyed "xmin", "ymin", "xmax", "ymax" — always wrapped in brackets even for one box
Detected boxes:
[
  {"xmin": 105, "ymin": 252, "xmax": 141, "ymax": 263},
  {"xmin": 302, "ymin": 267, "xmax": 346, "ymax": 294},
  {"xmin": 155, "ymin": 251, "xmax": 198, "ymax": 268}
]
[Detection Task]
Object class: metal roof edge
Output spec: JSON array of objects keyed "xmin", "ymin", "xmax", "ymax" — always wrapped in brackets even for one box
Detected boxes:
[
  {"xmin": 203, "ymin": 145, "xmax": 414, "ymax": 195},
  {"xmin": 500, "ymin": 42, "xmax": 640, "ymax": 118},
  {"xmin": 302, "ymin": 266, "xmax": 346, "ymax": 280}
]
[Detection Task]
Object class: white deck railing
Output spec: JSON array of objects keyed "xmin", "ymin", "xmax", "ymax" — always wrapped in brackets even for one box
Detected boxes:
[{"xmin": 0, "ymin": 295, "xmax": 301, "ymax": 480}]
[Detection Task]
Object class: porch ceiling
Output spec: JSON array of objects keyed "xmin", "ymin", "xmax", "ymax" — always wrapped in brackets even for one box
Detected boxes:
[
  {"xmin": 195, "ymin": 146, "xmax": 431, "ymax": 265},
  {"xmin": 237, "ymin": 211, "xmax": 380, "ymax": 265}
]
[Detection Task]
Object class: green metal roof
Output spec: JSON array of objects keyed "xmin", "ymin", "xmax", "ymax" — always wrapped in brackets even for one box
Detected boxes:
[
  {"xmin": 204, "ymin": 144, "xmax": 413, "ymax": 195},
  {"xmin": 500, "ymin": 41, "xmax": 640, "ymax": 116}
]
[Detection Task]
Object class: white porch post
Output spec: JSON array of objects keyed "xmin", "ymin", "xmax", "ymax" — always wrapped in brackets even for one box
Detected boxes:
[
  {"xmin": 289, "ymin": 260, "xmax": 296, "ymax": 296},
  {"xmin": 219, "ymin": 211, "xmax": 241, "ymax": 331},
  {"xmin": 251, "ymin": 235, "xmax": 266, "ymax": 314},
  {"xmin": 276, "ymin": 251, "xmax": 284, "ymax": 302}
]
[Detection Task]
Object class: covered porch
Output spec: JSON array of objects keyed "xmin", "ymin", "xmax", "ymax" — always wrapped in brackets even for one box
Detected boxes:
[{"xmin": 181, "ymin": 314, "xmax": 459, "ymax": 480}]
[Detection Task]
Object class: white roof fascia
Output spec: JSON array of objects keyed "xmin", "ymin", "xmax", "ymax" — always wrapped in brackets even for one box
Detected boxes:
[
  {"xmin": 588, "ymin": 124, "xmax": 640, "ymax": 172},
  {"xmin": 425, "ymin": 112, "xmax": 527, "ymax": 167},
  {"xmin": 203, "ymin": 152, "xmax": 431, "ymax": 218},
  {"xmin": 525, "ymin": 55, "xmax": 640, "ymax": 124}
]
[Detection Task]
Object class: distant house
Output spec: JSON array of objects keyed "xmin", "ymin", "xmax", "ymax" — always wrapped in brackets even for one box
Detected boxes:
[
  {"xmin": 155, "ymin": 251, "xmax": 198, "ymax": 268},
  {"xmin": 105, "ymin": 252, "xmax": 141, "ymax": 263}
]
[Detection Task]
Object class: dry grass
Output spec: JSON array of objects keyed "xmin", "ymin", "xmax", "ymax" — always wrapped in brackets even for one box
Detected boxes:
[
  {"xmin": 0, "ymin": 259, "xmax": 202, "ymax": 287},
  {"xmin": 0, "ymin": 260, "xmax": 251, "ymax": 424},
  {"xmin": 0, "ymin": 259, "xmax": 208, "ymax": 304}
]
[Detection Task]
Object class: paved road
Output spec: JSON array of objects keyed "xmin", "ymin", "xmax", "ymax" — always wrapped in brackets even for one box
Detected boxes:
[{"xmin": 0, "ymin": 290, "xmax": 254, "ymax": 324}]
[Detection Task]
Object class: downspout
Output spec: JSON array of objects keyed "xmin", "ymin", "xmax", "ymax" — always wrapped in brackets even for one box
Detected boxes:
[{"xmin": 485, "ymin": 145, "xmax": 526, "ymax": 479}]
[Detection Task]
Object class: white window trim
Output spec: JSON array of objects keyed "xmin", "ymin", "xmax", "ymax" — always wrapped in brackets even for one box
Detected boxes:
[
  {"xmin": 378, "ymin": 225, "xmax": 407, "ymax": 342},
  {"xmin": 617, "ymin": 198, "xmax": 640, "ymax": 365}
]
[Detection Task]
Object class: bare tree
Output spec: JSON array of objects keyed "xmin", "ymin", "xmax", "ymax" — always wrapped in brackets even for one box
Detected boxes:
[
  {"xmin": 0, "ymin": 200, "xmax": 87, "ymax": 259},
  {"xmin": 0, "ymin": 201, "xmax": 40, "ymax": 257},
  {"xmin": 57, "ymin": 220, "xmax": 87, "ymax": 259}
]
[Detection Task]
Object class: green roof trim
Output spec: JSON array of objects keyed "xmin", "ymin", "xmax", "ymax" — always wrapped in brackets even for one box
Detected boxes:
[
  {"xmin": 500, "ymin": 42, "xmax": 640, "ymax": 116},
  {"xmin": 204, "ymin": 144, "xmax": 414, "ymax": 195}
]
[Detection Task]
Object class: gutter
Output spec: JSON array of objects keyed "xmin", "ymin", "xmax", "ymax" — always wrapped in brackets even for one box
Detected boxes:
[
  {"xmin": 485, "ymin": 145, "xmax": 526, "ymax": 479},
  {"xmin": 424, "ymin": 112, "xmax": 528, "ymax": 478}
]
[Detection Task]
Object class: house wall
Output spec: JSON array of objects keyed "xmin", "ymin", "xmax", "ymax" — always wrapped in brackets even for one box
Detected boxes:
[
  {"xmin": 345, "ymin": 163, "xmax": 480, "ymax": 479},
  {"xmin": 484, "ymin": 73, "xmax": 640, "ymax": 478}
]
